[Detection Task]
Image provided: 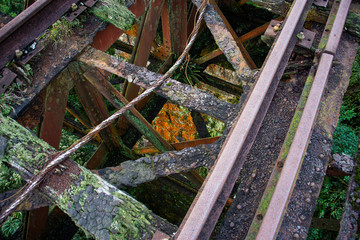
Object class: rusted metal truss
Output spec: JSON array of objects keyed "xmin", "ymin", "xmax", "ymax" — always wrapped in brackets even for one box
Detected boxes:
[{"xmin": 0, "ymin": 0, "xmax": 358, "ymax": 239}]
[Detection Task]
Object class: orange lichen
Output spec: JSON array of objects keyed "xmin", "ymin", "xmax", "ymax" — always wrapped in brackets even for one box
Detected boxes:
[{"xmin": 152, "ymin": 102, "xmax": 198, "ymax": 143}]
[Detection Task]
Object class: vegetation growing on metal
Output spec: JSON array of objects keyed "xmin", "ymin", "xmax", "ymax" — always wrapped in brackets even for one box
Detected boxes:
[{"xmin": 48, "ymin": 18, "xmax": 84, "ymax": 45}]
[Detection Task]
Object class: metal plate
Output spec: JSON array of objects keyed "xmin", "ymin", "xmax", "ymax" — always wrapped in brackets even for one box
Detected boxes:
[
  {"xmin": 265, "ymin": 20, "xmax": 316, "ymax": 49},
  {"xmin": 65, "ymin": 5, "xmax": 87, "ymax": 22},
  {"xmin": 84, "ymin": 0, "xmax": 98, "ymax": 7},
  {"xmin": 313, "ymin": 0, "xmax": 329, "ymax": 7},
  {"xmin": 0, "ymin": 68, "xmax": 17, "ymax": 95},
  {"xmin": 18, "ymin": 42, "xmax": 45, "ymax": 65}
]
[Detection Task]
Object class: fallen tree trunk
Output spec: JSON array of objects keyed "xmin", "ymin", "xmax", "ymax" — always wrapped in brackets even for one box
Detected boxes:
[{"xmin": 0, "ymin": 114, "xmax": 176, "ymax": 239}]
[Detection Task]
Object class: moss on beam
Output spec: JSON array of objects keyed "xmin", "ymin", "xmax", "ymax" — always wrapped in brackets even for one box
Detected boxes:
[{"xmin": 91, "ymin": 0, "xmax": 136, "ymax": 31}]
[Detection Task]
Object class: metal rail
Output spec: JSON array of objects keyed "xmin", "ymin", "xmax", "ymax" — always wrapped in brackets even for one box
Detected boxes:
[
  {"xmin": 253, "ymin": 0, "xmax": 351, "ymax": 239},
  {"xmin": 0, "ymin": 0, "xmax": 52, "ymax": 43},
  {"xmin": 175, "ymin": 1, "xmax": 314, "ymax": 239},
  {"xmin": 0, "ymin": 0, "xmax": 78, "ymax": 69}
]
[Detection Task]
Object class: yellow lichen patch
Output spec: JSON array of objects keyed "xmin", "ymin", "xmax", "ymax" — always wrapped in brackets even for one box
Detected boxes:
[{"xmin": 152, "ymin": 103, "xmax": 198, "ymax": 143}]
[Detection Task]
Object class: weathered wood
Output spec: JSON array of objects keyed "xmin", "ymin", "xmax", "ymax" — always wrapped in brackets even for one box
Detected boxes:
[
  {"xmin": 191, "ymin": 0, "xmax": 257, "ymax": 80},
  {"xmin": 95, "ymin": 140, "xmax": 220, "ymax": 189},
  {"xmin": 0, "ymin": 114, "xmax": 177, "ymax": 239},
  {"xmin": 78, "ymin": 48, "xmax": 235, "ymax": 123}
]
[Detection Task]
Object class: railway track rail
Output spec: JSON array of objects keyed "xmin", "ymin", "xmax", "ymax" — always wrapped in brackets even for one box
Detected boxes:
[{"xmin": 0, "ymin": 0, "xmax": 358, "ymax": 239}]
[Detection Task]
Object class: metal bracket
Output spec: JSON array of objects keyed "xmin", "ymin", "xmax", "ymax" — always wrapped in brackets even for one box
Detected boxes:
[
  {"xmin": 65, "ymin": 0, "xmax": 98, "ymax": 22},
  {"xmin": 0, "ymin": 68, "xmax": 17, "ymax": 95},
  {"xmin": 17, "ymin": 41, "xmax": 44, "ymax": 65},
  {"xmin": 313, "ymin": 0, "xmax": 329, "ymax": 8},
  {"xmin": 264, "ymin": 20, "xmax": 316, "ymax": 49}
]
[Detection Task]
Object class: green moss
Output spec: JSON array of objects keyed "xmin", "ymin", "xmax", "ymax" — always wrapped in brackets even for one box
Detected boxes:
[
  {"xmin": 0, "ymin": 114, "xmax": 55, "ymax": 171},
  {"xmin": 91, "ymin": 0, "xmax": 136, "ymax": 31},
  {"xmin": 57, "ymin": 168, "xmax": 101, "ymax": 211},
  {"xmin": 345, "ymin": 12, "xmax": 360, "ymax": 37},
  {"xmin": 110, "ymin": 191, "xmax": 157, "ymax": 240},
  {"xmin": 0, "ymin": 0, "xmax": 24, "ymax": 17}
]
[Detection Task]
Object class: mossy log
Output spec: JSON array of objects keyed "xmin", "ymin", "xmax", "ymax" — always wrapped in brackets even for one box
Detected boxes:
[
  {"xmin": 0, "ymin": 114, "xmax": 176, "ymax": 239},
  {"xmin": 95, "ymin": 140, "xmax": 220, "ymax": 188},
  {"xmin": 91, "ymin": 0, "xmax": 136, "ymax": 31},
  {"xmin": 248, "ymin": 0, "xmax": 360, "ymax": 38}
]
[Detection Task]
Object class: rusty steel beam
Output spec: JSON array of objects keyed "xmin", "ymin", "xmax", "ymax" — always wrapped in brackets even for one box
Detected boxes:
[
  {"xmin": 175, "ymin": 1, "xmax": 313, "ymax": 239},
  {"xmin": 12, "ymin": 16, "xmax": 106, "ymax": 119},
  {"xmin": 24, "ymin": 74, "xmax": 72, "ymax": 240},
  {"xmin": 85, "ymin": 142, "xmax": 109, "ymax": 169},
  {"xmin": 65, "ymin": 104, "xmax": 92, "ymax": 130},
  {"xmin": 83, "ymin": 68, "xmax": 174, "ymax": 153},
  {"xmin": 133, "ymin": 136, "xmax": 220, "ymax": 154},
  {"xmin": 161, "ymin": 0, "xmax": 172, "ymax": 53},
  {"xmin": 39, "ymin": 74, "xmax": 73, "ymax": 149},
  {"xmin": 0, "ymin": 0, "xmax": 52, "ymax": 43},
  {"xmin": 68, "ymin": 63, "xmax": 135, "ymax": 162},
  {"xmin": 73, "ymin": 75, "xmax": 128, "ymax": 154},
  {"xmin": 124, "ymin": 0, "xmax": 165, "ymax": 101},
  {"xmin": 78, "ymin": 48, "xmax": 235, "ymax": 123},
  {"xmin": 0, "ymin": 0, "xmax": 78, "ymax": 69},
  {"xmin": 169, "ymin": 0, "xmax": 187, "ymax": 54}
]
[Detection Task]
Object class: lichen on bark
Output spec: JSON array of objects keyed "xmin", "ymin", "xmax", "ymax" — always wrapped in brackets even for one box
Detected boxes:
[{"xmin": 91, "ymin": 0, "xmax": 136, "ymax": 31}]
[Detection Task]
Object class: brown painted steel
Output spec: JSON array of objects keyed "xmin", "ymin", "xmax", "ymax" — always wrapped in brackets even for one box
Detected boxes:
[
  {"xmin": 24, "ymin": 75, "xmax": 72, "ymax": 240},
  {"xmin": 256, "ymin": 52, "xmax": 334, "ymax": 240},
  {"xmin": 324, "ymin": 0, "xmax": 352, "ymax": 55},
  {"xmin": 169, "ymin": 0, "xmax": 187, "ymax": 54},
  {"xmin": 72, "ymin": 72, "xmax": 122, "ymax": 151},
  {"xmin": 133, "ymin": 136, "xmax": 220, "ymax": 154},
  {"xmin": 161, "ymin": 0, "xmax": 172, "ymax": 53},
  {"xmin": 0, "ymin": 0, "xmax": 78, "ymax": 69},
  {"xmin": 39, "ymin": 77, "xmax": 72, "ymax": 149},
  {"xmin": 125, "ymin": 0, "xmax": 165, "ymax": 101},
  {"xmin": 85, "ymin": 143, "xmax": 109, "ymax": 170},
  {"xmin": 176, "ymin": 1, "xmax": 313, "ymax": 239}
]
